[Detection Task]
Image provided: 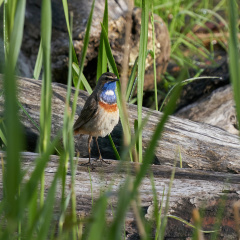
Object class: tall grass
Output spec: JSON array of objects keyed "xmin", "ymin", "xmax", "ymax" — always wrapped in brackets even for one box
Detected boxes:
[
  {"xmin": 228, "ymin": 0, "xmax": 240, "ymax": 127},
  {"xmin": 3, "ymin": 1, "xmax": 25, "ymax": 238},
  {"xmin": 39, "ymin": 0, "xmax": 52, "ymax": 206},
  {"xmin": 0, "ymin": 0, "xmax": 238, "ymax": 239},
  {"xmin": 137, "ymin": 0, "xmax": 149, "ymax": 163}
]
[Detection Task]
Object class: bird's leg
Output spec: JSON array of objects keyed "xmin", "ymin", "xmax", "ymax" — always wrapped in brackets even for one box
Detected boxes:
[
  {"xmin": 81, "ymin": 135, "xmax": 94, "ymax": 168},
  {"xmin": 95, "ymin": 137, "xmax": 110, "ymax": 165},
  {"xmin": 88, "ymin": 135, "xmax": 93, "ymax": 164},
  {"xmin": 95, "ymin": 137, "xmax": 102, "ymax": 160}
]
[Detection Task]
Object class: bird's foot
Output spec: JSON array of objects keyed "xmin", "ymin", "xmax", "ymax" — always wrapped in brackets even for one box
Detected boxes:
[
  {"xmin": 80, "ymin": 160, "xmax": 95, "ymax": 170},
  {"xmin": 96, "ymin": 156, "xmax": 111, "ymax": 165}
]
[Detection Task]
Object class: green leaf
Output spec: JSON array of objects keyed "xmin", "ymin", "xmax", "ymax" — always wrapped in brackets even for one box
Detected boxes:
[
  {"xmin": 126, "ymin": 56, "xmax": 138, "ymax": 102},
  {"xmin": 33, "ymin": 39, "xmax": 43, "ymax": 80},
  {"xmin": 228, "ymin": 0, "xmax": 240, "ymax": 129},
  {"xmin": 61, "ymin": 0, "xmax": 80, "ymax": 88},
  {"xmin": 108, "ymin": 83, "xmax": 181, "ymax": 239},
  {"xmin": 151, "ymin": 4, "xmax": 158, "ymax": 111},
  {"xmin": 101, "ymin": 23, "xmax": 133, "ymax": 161},
  {"xmin": 100, "ymin": 23, "xmax": 119, "ymax": 79},
  {"xmin": 36, "ymin": 171, "xmax": 59, "ymax": 240},
  {"xmin": 74, "ymin": 0, "xmax": 96, "ymax": 89},
  {"xmin": 108, "ymin": 134, "xmax": 120, "ymax": 160},
  {"xmin": 0, "ymin": 120, "xmax": 7, "ymax": 146},
  {"xmin": 72, "ymin": 62, "xmax": 93, "ymax": 94},
  {"xmin": 6, "ymin": 0, "xmax": 26, "ymax": 68},
  {"xmin": 167, "ymin": 215, "xmax": 216, "ymax": 233},
  {"xmin": 19, "ymin": 135, "xmax": 61, "ymax": 218},
  {"xmin": 137, "ymin": 0, "xmax": 149, "ymax": 163},
  {"xmin": 71, "ymin": 0, "xmax": 95, "ymax": 120},
  {"xmin": 87, "ymin": 195, "xmax": 108, "ymax": 240},
  {"xmin": 96, "ymin": 0, "xmax": 108, "ymax": 81},
  {"xmin": 3, "ymin": 0, "xmax": 26, "ymax": 226},
  {"xmin": 39, "ymin": 0, "xmax": 52, "ymax": 209},
  {"xmin": 159, "ymin": 75, "xmax": 219, "ymax": 112}
]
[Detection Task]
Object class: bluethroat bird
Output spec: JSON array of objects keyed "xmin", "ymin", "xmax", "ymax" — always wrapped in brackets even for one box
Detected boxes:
[{"xmin": 73, "ymin": 72, "xmax": 119, "ymax": 165}]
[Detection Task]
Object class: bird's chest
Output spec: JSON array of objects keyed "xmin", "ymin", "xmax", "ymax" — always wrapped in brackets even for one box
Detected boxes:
[{"xmin": 92, "ymin": 101, "xmax": 119, "ymax": 137}]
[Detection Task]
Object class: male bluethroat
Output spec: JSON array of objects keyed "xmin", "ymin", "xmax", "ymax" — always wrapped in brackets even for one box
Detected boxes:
[{"xmin": 73, "ymin": 72, "xmax": 119, "ymax": 164}]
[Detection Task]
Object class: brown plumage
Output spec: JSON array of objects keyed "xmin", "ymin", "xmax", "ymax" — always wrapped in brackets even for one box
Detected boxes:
[{"xmin": 73, "ymin": 72, "xmax": 119, "ymax": 165}]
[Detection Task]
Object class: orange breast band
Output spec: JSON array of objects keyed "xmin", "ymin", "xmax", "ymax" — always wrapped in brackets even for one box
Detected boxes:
[{"xmin": 99, "ymin": 101, "xmax": 118, "ymax": 112}]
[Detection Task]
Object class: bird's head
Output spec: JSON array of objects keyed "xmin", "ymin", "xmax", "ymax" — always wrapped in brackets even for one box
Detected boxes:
[
  {"xmin": 98, "ymin": 72, "xmax": 119, "ymax": 85},
  {"xmin": 96, "ymin": 72, "xmax": 119, "ymax": 104}
]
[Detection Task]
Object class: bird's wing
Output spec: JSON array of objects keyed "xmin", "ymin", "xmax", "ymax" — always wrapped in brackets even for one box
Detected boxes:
[{"xmin": 73, "ymin": 95, "xmax": 98, "ymax": 131}]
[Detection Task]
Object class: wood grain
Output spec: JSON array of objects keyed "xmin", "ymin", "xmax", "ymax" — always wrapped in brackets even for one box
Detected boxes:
[
  {"xmin": 0, "ymin": 75, "xmax": 240, "ymax": 173},
  {"xmin": 0, "ymin": 151, "xmax": 238, "ymax": 239}
]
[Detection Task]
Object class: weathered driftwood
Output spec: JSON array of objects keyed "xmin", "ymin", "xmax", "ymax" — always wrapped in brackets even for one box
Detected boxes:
[
  {"xmin": 0, "ymin": 152, "xmax": 239, "ymax": 239},
  {"xmin": 175, "ymin": 84, "xmax": 239, "ymax": 135},
  {"xmin": 0, "ymin": 75, "xmax": 240, "ymax": 174}
]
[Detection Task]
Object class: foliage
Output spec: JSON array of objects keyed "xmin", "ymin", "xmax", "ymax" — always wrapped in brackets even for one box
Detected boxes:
[{"xmin": 0, "ymin": 0, "xmax": 239, "ymax": 239}]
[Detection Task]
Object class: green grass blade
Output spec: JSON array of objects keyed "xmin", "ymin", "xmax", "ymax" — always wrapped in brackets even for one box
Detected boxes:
[
  {"xmin": 158, "ymin": 164, "xmax": 176, "ymax": 240},
  {"xmin": 228, "ymin": 0, "xmax": 240, "ymax": 127},
  {"xmin": 59, "ymin": 12, "xmax": 78, "ymax": 238},
  {"xmin": 96, "ymin": 0, "xmax": 108, "ymax": 81},
  {"xmin": 19, "ymin": 135, "xmax": 61, "ymax": 218},
  {"xmin": 39, "ymin": 0, "xmax": 52, "ymax": 209},
  {"xmin": 3, "ymin": 0, "xmax": 26, "ymax": 229},
  {"xmin": 17, "ymin": 100, "xmax": 40, "ymax": 131},
  {"xmin": 40, "ymin": 0, "xmax": 52, "ymax": 152},
  {"xmin": 62, "ymin": 0, "xmax": 80, "ymax": 87},
  {"xmin": 100, "ymin": 23, "xmax": 119, "ymax": 78},
  {"xmin": 6, "ymin": 0, "xmax": 26, "ymax": 69},
  {"xmin": 0, "ymin": 120, "xmax": 7, "ymax": 146},
  {"xmin": 155, "ymin": 188, "xmax": 165, "ymax": 240},
  {"xmin": 72, "ymin": 62, "xmax": 93, "ymax": 94},
  {"xmin": 101, "ymin": 23, "xmax": 133, "ymax": 161},
  {"xmin": 108, "ymin": 134, "xmax": 120, "ymax": 160},
  {"xmin": 73, "ymin": 0, "xmax": 95, "ymax": 89},
  {"xmin": 151, "ymin": 5, "xmax": 158, "ymax": 111},
  {"xmin": 126, "ymin": 57, "xmax": 138, "ymax": 102},
  {"xmin": 69, "ymin": 16, "xmax": 78, "ymax": 239},
  {"xmin": 134, "ymin": 87, "xmax": 182, "ymax": 192},
  {"xmin": 86, "ymin": 196, "xmax": 108, "ymax": 240},
  {"xmin": 159, "ymin": 76, "xmax": 219, "ymax": 112},
  {"xmin": 137, "ymin": 0, "xmax": 149, "ymax": 163},
  {"xmin": 108, "ymin": 84, "xmax": 182, "ymax": 239},
  {"xmin": 3, "ymin": 2, "xmax": 10, "ymax": 57},
  {"xmin": 71, "ymin": 0, "xmax": 95, "ymax": 120},
  {"xmin": 36, "ymin": 171, "xmax": 59, "ymax": 240},
  {"xmin": 167, "ymin": 215, "xmax": 216, "ymax": 233},
  {"xmin": 33, "ymin": 39, "xmax": 43, "ymax": 80}
]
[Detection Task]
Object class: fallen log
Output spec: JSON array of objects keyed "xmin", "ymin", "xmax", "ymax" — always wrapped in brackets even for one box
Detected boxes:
[
  {"xmin": 175, "ymin": 84, "xmax": 238, "ymax": 135},
  {"xmin": 0, "ymin": 75, "xmax": 240, "ymax": 173},
  {"xmin": 0, "ymin": 152, "xmax": 239, "ymax": 239}
]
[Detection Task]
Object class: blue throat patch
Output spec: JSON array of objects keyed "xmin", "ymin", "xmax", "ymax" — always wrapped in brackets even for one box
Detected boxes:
[{"xmin": 100, "ymin": 81, "xmax": 117, "ymax": 104}]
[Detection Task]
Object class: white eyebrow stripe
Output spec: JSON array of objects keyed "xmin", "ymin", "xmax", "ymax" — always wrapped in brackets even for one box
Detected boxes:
[{"xmin": 105, "ymin": 90, "xmax": 114, "ymax": 96}]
